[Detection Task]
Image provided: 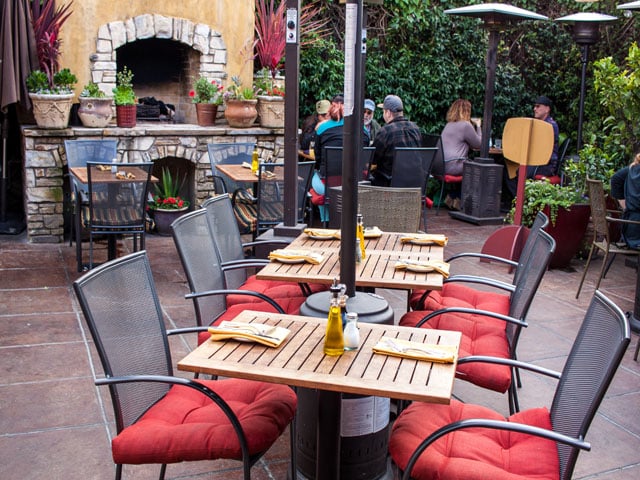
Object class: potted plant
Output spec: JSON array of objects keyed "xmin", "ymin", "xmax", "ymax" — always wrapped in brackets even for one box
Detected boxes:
[
  {"xmin": 78, "ymin": 82, "xmax": 113, "ymax": 127},
  {"xmin": 190, "ymin": 76, "xmax": 224, "ymax": 126},
  {"xmin": 26, "ymin": 68, "xmax": 77, "ymax": 129},
  {"xmin": 254, "ymin": 68, "xmax": 285, "ymax": 128},
  {"xmin": 112, "ymin": 66, "xmax": 136, "ymax": 127},
  {"xmin": 148, "ymin": 167, "xmax": 190, "ymax": 235},
  {"xmin": 507, "ymin": 179, "xmax": 590, "ymax": 268},
  {"xmin": 223, "ymin": 76, "xmax": 260, "ymax": 128}
]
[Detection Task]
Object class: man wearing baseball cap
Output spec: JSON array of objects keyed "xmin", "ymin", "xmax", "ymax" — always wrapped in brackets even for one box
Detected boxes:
[
  {"xmin": 369, "ymin": 94, "xmax": 422, "ymax": 186},
  {"xmin": 363, "ymin": 98, "xmax": 381, "ymax": 145}
]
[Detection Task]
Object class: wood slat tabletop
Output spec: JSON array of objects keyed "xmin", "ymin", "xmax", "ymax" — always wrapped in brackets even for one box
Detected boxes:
[
  {"xmin": 216, "ymin": 163, "xmax": 284, "ymax": 183},
  {"xmin": 288, "ymin": 231, "xmax": 445, "ymax": 254},
  {"xmin": 178, "ymin": 310, "xmax": 461, "ymax": 403},
  {"xmin": 70, "ymin": 166, "xmax": 158, "ymax": 184}
]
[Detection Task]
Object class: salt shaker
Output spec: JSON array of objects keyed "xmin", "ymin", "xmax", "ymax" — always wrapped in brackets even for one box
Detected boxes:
[
  {"xmin": 111, "ymin": 157, "xmax": 118, "ymax": 173},
  {"xmin": 343, "ymin": 312, "xmax": 360, "ymax": 351}
]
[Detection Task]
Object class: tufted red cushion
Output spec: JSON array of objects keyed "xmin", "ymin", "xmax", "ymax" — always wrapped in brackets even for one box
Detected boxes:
[
  {"xmin": 389, "ymin": 399, "xmax": 559, "ymax": 480},
  {"xmin": 534, "ymin": 174, "xmax": 561, "ymax": 185},
  {"xmin": 197, "ymin": 301, "xmax": 301, "ymax": 344},
  {"xmin": 400, "ymin": 283, "xmax": 512, "ymax": 392},
  {"xmin": 112, "ymin": 378, "xmax": 296, "ymax": 465},
  {"xmin": 225, "ymin": 275, "xmax": 327, "ymax": 307}
]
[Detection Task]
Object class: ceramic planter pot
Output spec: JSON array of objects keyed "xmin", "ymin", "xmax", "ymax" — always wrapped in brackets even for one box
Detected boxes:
[
  {"xmin": 78, "ymin": 97, "xmax": 113, "ymax": 127},
  {"xmin": 224, "ymin": 99, "xmax": 258, "ymax": 128},
  {"xmin": 115, "ymin": 104, "xmax": 137, "ymax": 128},
  {"xmin": 29, "ymin": 93, "xmax": 74, "ymax": 129},
  {"xmin": 152, "ymin": 207, "xmax": 189, "ymax": 236},
  {"xmin": 544, "ymin": 203, "xmax": 591, "ymax": 269},
  {"xmin": 256, "ymin": 95, "xmax": 285, "ymax": 128},
  {"xmin": 195, "ymin": 103, "xmax": 218, "ymax": 126}
]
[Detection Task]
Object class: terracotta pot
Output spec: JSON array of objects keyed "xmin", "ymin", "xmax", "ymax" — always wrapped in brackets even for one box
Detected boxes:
[
  {"xmin": 78, "ymin": 97, "xmax": 113, "ymax": 127},
  {"xmin": 195, "ymin": 103, "xmax": 218, "ymax": 126},
  {"xmin": 115, "ymin": 104, "xmax": 137, "ymax": 128},
  {"xmin": 224, "ymin": 99, "xmax": 258, "ymax": 128},
  {"xmin": 256, "ymin": 95, "xmax": 284, "ymax": 128},
  {"xmin": 29, "ymin": 93, "xmax": 74, "ymax": 129},
  {"xmin": 152, "ymin": 207, "xmax": 188, "ymax": 236},
  {"xmin": 543, "ymin": 203, "xmax": 591, "ymax": 269}
]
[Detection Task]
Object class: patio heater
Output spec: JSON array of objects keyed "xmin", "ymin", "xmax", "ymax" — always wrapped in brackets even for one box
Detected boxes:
[
  {"xmin": 444, "ymin": 3, "xmax": 548, "ymax": 225},
  {"xmin": 556, "ymin": 12, "xmax": 618, "ymax": 153},
  {"xmin": 617, "ymin": 0, "xmax": 640, "ymax": 332}
]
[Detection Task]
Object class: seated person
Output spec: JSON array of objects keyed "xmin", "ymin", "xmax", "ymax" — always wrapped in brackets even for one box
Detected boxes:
[
  {"xmin": 506, "ymin": 95, "xmax": 559, "ymax": 197},
  {"xmin": 363, "ymin": 98, "xmax": 381, "ymax": 145},
  {"xmin": 611, "ymin": 152, "xmax": 640, "ymax": 249},
  {"xmin": 300, "ymin": 99, "xmax": 330, "ymax": 152},
  {"xmin": 369, "ymin": 95, "xmax": 422, "ymax": 187},
  {"xmin": 441, "ymin": 99, "xmax": 481, "ymax": 176}
]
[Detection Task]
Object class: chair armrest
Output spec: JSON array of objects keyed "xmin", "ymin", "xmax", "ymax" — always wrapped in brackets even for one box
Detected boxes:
[
  {"xmin": 401, "ymin": 418, "xmax": 590, "ymax": 480},
  {"xmin": 222, "ymin": 259, "xmax": 270, "ymax": 271},
  {"xmin": 232, "ymin": 188, "xmax": 256, "ymax": 205},
  {"xmin": 446, "ymin": 251, "xmax": 518, "ymax": 269},
  {"xmin": 185, "ymin": 288, "xmax": 286, "ymax": 313},
  {"xmin": 606, "ymin": 216, "xmax": 640, "ymax": 226},
  {"xmin": 457, "ymin": 355, "xmax": 561, "ymax": 379},
  {"xmin": 444, "ymin": 275, "xmax": 516, "ymax": 293},
  {"xmin": 415, "ymin": 306, "xmax": 526, "ymax": 329},
  {"xmin": 166, "ymin": 326, "xmax": 209, "ymax": 337},
  {"xmin": 242, "ymin": 239, "xmax": 291, "ymax": 250},
  {"xmin": 94, "ymin": 374, "xmax": 251, "ymax": 463}
]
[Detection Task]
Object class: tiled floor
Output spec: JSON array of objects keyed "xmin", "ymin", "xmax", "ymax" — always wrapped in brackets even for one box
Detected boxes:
[{"xmin": 1, "ymin": 209, "xmax": 639, "ymax": 480}]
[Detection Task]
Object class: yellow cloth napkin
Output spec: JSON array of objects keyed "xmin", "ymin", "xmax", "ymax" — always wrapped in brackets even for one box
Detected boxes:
[
  {"xmin": 394, "ymin": 259, "xmax": 450, "ymax": 278},
  {"xmin": 304, "ymin": 228, "xmax": 340, "ymax": 239},
  {"xmin": 400, "ymin": 234, "xmax": 448, "ymax": 246},
  {"xmin": 363, "ymin": 226, "xmax": 383, "ymax": 238},
  {"xmin": 115, "ymin": 171, "xmax": 135, "ymax": 180},
  {"xmin": 208, "ymin": 321, "xmax": 290, "ymax": 348},
  {"xmin": 96, "ymin": 164, "xmax": 111, "ymax": 171},
  {"xmin": 268, "ymin": 249, "xmax": 324, "ymax": 265},
  {"xmin": 373, "ymin": 336, "xmax": 457, "ymax": 363}
]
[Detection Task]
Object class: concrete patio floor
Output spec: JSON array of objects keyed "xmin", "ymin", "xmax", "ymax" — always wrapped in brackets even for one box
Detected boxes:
[{"xmin": 1, "ymin": 208, "xmax": 639, "ymax": 479}]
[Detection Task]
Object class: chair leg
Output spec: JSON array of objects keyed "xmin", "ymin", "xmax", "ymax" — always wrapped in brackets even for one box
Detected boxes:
[
  {"xmin": 594, "ymin": 251, "xmax": 611, "ymax": 291},
  {"xmin": 436, "ymin": 179, "xmax": 445, "ymax": 215},
  {"xmin": 602, "ymin": 253, "xmax": 617, "ymax": 279},
  {"xmin": 576, "ymin": 244, "xmax": 597, "ymax": 298},
  {"xmin": 634, "ymin": 336, "xmax": 640, "ymax": 361}
]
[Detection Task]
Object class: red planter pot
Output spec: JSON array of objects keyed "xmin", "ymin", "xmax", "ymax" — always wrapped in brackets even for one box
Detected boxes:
[
  {"xmin": 543, "ymin": 203, "xmax": 591, "ymax": 269},
  {"xmin": 115, "ymin": 105, "xmax": 137, "ymax": 128}
]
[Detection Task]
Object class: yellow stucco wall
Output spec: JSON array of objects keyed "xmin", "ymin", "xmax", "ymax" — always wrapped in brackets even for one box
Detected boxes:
[{"xmin": 59, "ymin": 0, "xmax": 255, "ymax": 93}]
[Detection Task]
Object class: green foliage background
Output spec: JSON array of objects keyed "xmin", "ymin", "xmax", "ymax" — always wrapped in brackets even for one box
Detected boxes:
[{"xmin": 298, "ymin": 0, "xmax": 640, "ymax": 163}]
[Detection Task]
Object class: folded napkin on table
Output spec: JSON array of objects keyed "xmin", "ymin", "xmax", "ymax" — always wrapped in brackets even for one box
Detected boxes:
[
  {"xmin": 208, "ymin": 321, "xmax": 290, "ymax": 348},
  {"xmin": 363, "ymin": 226, "xmax": 383, "ymax": 238},
  {"xmin": 241, "ymin": 161, "xmax": 252, "ymax": 169},
  {"xmin": 303, "ymin": 228, "xmax": 340, "ymax": 239},
  {"xmin": 373, "ymin": 336, "xmax": 457, "ymax": 363},
  {"xmin": 400, "ymin": 233, "xmax": 448, "ymax": 246},
  {"xmin": 268, "ymin": 249, "xmax": 324, "ymax": 264},
  {"xmin": 394, "ymin": 259, "xmax": 450, "ymax": 278},
  {"xmin": 115, "ymin": 171, "xmax": 135, "ymax": 180},
  {"xmin": 96, "ymin": 164, "xmax": 111, "ymax": 171}
]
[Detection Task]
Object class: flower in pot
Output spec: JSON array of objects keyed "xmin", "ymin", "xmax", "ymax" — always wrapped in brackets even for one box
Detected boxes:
[
  {"xmin": 222, "ymin": 76, "xmax": 260, "ymax": 128},
  {"xmin": 254, "ymin": 68, "xmax": 285, "ymax": 128},
  {"xmin": 112, "ymin": 66, "xmax": 136, "ymax": 128},
  {"xmin": 190, "ymin": 76, "xmax": 223, "ymax": 126},
  {"xmin": 26, "ymin": 68, "xmax": 77, "ymax": 129},
  {"xmin": 148, "ymin": 168, "xmax": 191, "ymax": 236},
  {"xmin": 78, "ymin": 82, "xmax": 113, "ymax": 128},
  {"xmin": 507, "ymin": 179, "xmax": 590, "ymax": 268}
]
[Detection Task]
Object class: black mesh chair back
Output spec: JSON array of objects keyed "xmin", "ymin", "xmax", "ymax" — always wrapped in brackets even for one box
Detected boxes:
[
  {"xmin": 557, "ymin": 138, "xmax": 571, "ymax": 183},
  {"xmin": 361, "ymin": 146, "xmax": 375, "ymax": 180},
  {"xmin": 422, "ymin": 133, "xmax": 444, "ymax": 176},
  {"xmin": 203, "ymin": 194, "xmax": 250, "ymax": 289},
  {"xmin": 171, "ymin": 209, "xmax": 227, "ymax": 327},
  {"xmin": 73, "ymin": 251, "xmax": 172, "ymax": 432},
  {"xmin": 207, "ymin": 142, "xmax": 255, "ymax": 194},
  {"xmin": 550, "ymin": 290, "xmax": 630, "ymax": 480},
  {"xmin": 512, "ymin": 211, "xmax": 549, "ymax": 285},
  {"xmin": 84, "ymin": 161, "xmax": 153, "ymax": 269},
  {"xmin": 506, "ymin": 229, "xmax": 555, "ymax": 349}
]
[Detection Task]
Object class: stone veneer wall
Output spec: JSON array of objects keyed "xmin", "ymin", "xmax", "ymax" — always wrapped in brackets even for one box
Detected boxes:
[{"xmin": 22, "ymin": 125, "xmax": 284, "ymax": 243}]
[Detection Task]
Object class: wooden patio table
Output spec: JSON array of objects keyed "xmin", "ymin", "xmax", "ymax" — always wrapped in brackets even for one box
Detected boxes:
[{"xmin": 178, "ymin": 310, "xmax": 461, "ymax": 480}]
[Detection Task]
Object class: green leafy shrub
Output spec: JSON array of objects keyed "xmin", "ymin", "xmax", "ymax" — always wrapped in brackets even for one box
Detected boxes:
[
  {"xmin": 80, "ymin": 82, "xmax": 107, "ymax": 98},
  {"xmin": 112, "ymin": 67, "xmax": 135, "ymax": 106}
]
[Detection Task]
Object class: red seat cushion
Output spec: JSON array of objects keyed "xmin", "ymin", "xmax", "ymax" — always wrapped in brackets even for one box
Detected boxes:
[
  {"xmin": 389, "ymin": 399, "xmax": 559, "ymax": 480},
  {"xmin": 534, "ymin": 174, "xmax": 560, "ymax": 185},
  {"xmin": 400, "ymin": 283, "xmax": 512, "ymax": 392},
  {"xmin": 444, "ymin": 174, "xmax": 463, "ymax": 183},
  {"xmin": 112, "ymin": 378, "xmax": 296, "ymax": 465},
  {"xmin": 226, "ymin": 275, "xmax": 327, "ymax": 307}
]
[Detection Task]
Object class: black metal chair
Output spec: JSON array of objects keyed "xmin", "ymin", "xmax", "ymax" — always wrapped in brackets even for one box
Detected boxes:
[
  {"xmin": 232, "ymin": 161, "xmax": 314, "ymax": 238},
  {"xmin": 391, "ymin": 147, "xmax": 437, "ymax": 231},
  {"xmin": 206, "ymin": 142, "xmax": 255, "ymax": 194},
  {"xmin": 82, "ymin": 161, "xmax": 152, "ymax": 269},
  {"xmin": 390, "ymin": 290, "xmax": 630, "ymax": 480},
  {"xmin": 73, "ymin": 250, "xmax": 297, "ymax": 480},
  {"xmin": 64, "ymin": 139, "xmax": 117, "ymax": 271}
]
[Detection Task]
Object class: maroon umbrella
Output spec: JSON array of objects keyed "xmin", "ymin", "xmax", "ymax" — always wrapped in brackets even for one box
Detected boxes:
[{"xmin": 1, "ymin": 0, "xmax": 38, "ymax": 112}]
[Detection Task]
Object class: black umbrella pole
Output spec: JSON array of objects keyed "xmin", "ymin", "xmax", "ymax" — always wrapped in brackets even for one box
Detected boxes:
[{"xmin": 480, "ymin": 28, "xmax": 498, "ymax": 158}]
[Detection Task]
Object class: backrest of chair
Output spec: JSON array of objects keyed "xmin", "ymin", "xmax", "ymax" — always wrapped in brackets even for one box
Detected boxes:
[
  {"xmin": 556, "ymin": 138, "xmax": 571, "ymax": 176},
  {"xmin": 391, "ymin": 147, "xmax": 437, "ymax": 194},
  {"xmin": 513, "ymin": 212, "xmax": 549, "ymax": 285},
  {"xmin": 506, "ymin": 229, "xmax": 555, "ymax": 344},
  {"xmin": 550, "ymin": 290, "xmax": 629, "ymax": 480},
  {"xmin": 86, "ymin": 162, "xmax": 153, "ymax": 228},
  {"xmin": 586, "ymin": 178, "xmax": 610, "ymax": 240},
  {"xmin": 297, "ymin": 161, "xmax": 315, "ymax": 221},
  {"xmin": 358, "ymin": 185, "xmax": 422, "ymax": 232},
  {"xmin": 203, "ymin": 194, "xmax": 248, "ymax": 289},
  {"xmin": 207, "ymin": 142, "xmax": 255, "ymax": 193},
  {"xmin": 323, "ymin": 146, "xmax": 343, "ymax": 189},
  {"xmin": 361, "ymin": 147, "xmax": 375, "ymax": 180},
  {"xmin": 73, "ymin": 251, "xmax": 173, "ymax": 432},
  {"xmin": 65, "ymin": 139, "xmax": 117, "ymax": 168},
  {"xmin": 422, "ymin": 133, "xmax": 444, "ymax": 176},
  {"xmin": 171, "ymin": 209, "xmax": 228, "ymax": 327},
  {"xmin": 255, "ymin": 162, "xmax": 285, "ymax": 233}
]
